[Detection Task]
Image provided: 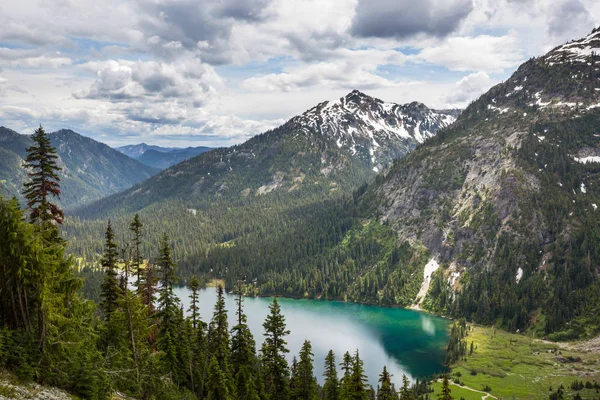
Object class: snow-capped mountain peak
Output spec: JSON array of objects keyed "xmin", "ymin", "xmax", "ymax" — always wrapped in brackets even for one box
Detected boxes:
[{"xmin": 293, "ymin": 90, "xmax": 459, "ymax": 169}]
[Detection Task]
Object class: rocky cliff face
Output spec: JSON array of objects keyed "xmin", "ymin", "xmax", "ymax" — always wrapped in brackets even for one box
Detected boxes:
[{"xmin": 365, "ymin": 28, "xmax": 600, "ymax": 331}]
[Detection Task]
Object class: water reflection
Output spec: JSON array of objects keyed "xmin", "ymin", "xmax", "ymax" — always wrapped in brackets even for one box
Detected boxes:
[{"xmin": 173, "ymin": 286, "xmax": 449, "ymax": 387}]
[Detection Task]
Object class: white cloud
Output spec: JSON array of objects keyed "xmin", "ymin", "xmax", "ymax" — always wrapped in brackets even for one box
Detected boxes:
[
  {"xmin": 241, "ymin": 49, "xmax": 408, "ymax": 91},
  {"xmin": 444, "ymin": 71, "xmax": 496, "ymax": 107},
  {"xmin": 415, "ymin": 34, "xmax": 524, "ymax": 72},
  {"xmin": 74, "ymin": 57, "xmax": 223, "ymax": 105}
]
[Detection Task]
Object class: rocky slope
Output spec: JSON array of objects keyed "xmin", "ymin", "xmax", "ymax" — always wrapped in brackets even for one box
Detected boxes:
[
  {"xmin": 0, "ymin": 127, "xmax": 158, "ymax": 208},
  {"xmin": 295, "ymin": 90, "xmax": 458, "ymax": 171},
  {"xmin": 363, "ymin": 27, "xmax": 600, "ymax": 335}
]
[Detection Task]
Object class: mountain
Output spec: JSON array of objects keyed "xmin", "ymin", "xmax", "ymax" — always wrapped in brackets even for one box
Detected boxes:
[
  {"xmin": 294, "ymin": 90, "xmax": 458, "ymax": 171},
  {"xmin": 116, "ymin": 143, "xmax": 213, "ymax": 169},
  {"xmin": 354, "ymin": 27, "xmax": 600, "ymax": 337},
  {"xmin": 137, "ymin": 147, "xmax": 213, "ymax": 169},
  {"xmin": 115, "ymin": 143, "xmax": 167, "ymax": 159},
  {"xmin": 0, "ymin": 127, "xmax": 159, "ymax": 208},
  {"xmin": 74, "ymin": 91, "xmax": 457, "ymax": 218}
]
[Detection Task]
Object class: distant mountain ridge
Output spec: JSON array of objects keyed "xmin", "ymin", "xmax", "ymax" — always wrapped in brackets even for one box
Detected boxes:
[
  {"xmin": 0, "ymin": 126, "xmax": 158, "ymax": 208},
  {"xmin": 116, "ymin": 143, "xmax": 213, "ymax": 170}
]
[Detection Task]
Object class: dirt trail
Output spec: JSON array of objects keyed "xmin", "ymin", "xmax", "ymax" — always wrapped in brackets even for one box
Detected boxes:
[{"xmin": 440, "ymin": 379, "xmax": 497, "ymax": 400}]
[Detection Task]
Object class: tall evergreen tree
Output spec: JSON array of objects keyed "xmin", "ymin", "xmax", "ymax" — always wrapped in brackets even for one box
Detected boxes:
[
  {"xmin": 231, "ymin": 290, "xmax": 260, "ymax": 400},
  {"xmin": 188, "ymin": 276, "xmax": 201, "ymax": 330},
  {"xmin": 23, "ymin": 125, "xmax": 63, "ymax": 225},
  {"xmin": 129, "ymin": 214, "xmax": 144, "ymax": 291},
  {"xmin": 323, "ymin": 350, "xmax": 340, "ymax": 400},
  {"xmin": 399, "ymin": 375, "xmax": 413, "ymax": 400},
  {"xmin": 437, "ymin": 376, "xmax": 452, "ymax": 400},
  {"xmin": 207, "ymin": 285, "xmax": 231, "ymax": 368},
  {"xmin": 156, "ymin": 233, "xmax": 180, "ymax": 379},
  {"xmin": 376, "ymin": 366, "xmax": 397, "ymax": 400},
  {"xmin": 207, "ymin": 355, "xmax": 233, "ymax": 400},
  {"xmin": 347, "ymin": 350, "xmax": 369, "ymax": 400},
  {"xmin": 340, "ymin": 351, "xmax": 353, "ymax": 399},
  {"xmin": 99, "ymin": 220, "xmax": 122, "ymax": 321},
  {"xmin": 261, "ymin": 297, "xmax": 290, "ymax": 400},
  {"xmin": 291, "ymin": 340, "xmax": 318, "ymax": 400}
]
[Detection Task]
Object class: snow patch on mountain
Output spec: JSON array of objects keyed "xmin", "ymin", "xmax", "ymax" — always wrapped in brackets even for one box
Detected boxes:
[{"xmin": 293, "ymin": 90, "xmax": 459, "ymax": 166}]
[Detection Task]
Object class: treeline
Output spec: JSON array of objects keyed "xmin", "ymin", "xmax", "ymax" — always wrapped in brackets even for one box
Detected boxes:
[
  {"xmin": 0, "ymin": 126, "xmax": 454, "ymax": 399},
  {"xmin": 66, "ymin": 193, "xmax": 427, "ymax": 309}
]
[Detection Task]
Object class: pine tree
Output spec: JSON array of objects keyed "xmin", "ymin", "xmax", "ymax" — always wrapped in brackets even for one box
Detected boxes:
[
  {"xmin": 437, "ymin": 376, "xmax": 452, "ymax": 400},
  {"xmin": 129, "ymin": 214, "xmax": 144, "ymax": 291},
  {"xmin": 207, "ymin": 355, "xmax": 233, "ymax": 400},
  {"xmin": 376, "ymin": 366, "xmax": 397, "ymax": 400},
  {"xmin": 323, "ymin": 350, "xmax": 340, "ymax": 400},
  {"xmin": 292, "ymin": 340, "xmax": 318, "ymax": 400},
  {"xmin": 99, "ymin": 220, "xmax": 122, "ymax": 322},
  {"xmin": 399, "ymin": 375, "xmax": 413, "ymax": 400},
  {"xmin": 231, "ymin": 290, "xmax": 260, "ymax": 400},
  {"xmin": 347, "ymin": 350, "xmax": 369, "ymax": 400},
  {"xmin": 188, "ymin": 276, "xmax": 201, "ymax": 329},
  {"xmin": 207, "ymin": 285, "xmax": 231, "ymax": 368},
  {"xmin": 261, "ymin": 297, "xmax": 290, "ymax": 400},
  {"xmin": 340, "ymin": 351, "xmax": 353, "ymax": 399},
  {"xmin": 156, "ymin": 233, "xmax": 181, "ymax": 379},
  {"xmin": 23, "ymin": 125, "xmax": 63, "ymax": 225}
]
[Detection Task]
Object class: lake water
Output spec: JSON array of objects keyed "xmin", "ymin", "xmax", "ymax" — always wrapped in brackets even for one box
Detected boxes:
[{"xmin": 173, "ymin": 286, "xmax": 450, "ymax": 387}]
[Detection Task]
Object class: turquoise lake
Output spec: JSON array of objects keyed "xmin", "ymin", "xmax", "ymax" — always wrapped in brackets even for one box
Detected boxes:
[{"xmin": 173, "ymin": 286, "xmax": 450, "ymax": 387}]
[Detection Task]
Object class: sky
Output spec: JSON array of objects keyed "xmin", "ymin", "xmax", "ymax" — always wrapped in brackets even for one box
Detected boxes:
[{"xmin": 0, "ymin": 0, "xmax": 599, "ymax": 147}]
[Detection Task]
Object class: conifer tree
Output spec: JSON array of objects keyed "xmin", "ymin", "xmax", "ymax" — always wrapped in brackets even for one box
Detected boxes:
[
  {"xmin": 189, "ymin": 276, "xmax": 201, "ymax": 329},
  {"xmin": 129, "ymin": 214, "xmax": 144, "ymax": 291},
  {"xmin": 231, "ymin": 290, "xmax": 260, "ymax": 400},
  {"xmin": 376, "ymin": 366, "xmax": 397, "ymax": 400},
  {"xmin": 399, "ymin": 375, "xmax": 413, "ymax": 400},
  {"xmin": 156, "ymin": 233, "xmax": 181, "ymax": 379},
  {"xmin": 437, "ymin": 376, "xmax": 452, "ymax": 400},
  {"xmin": 340, "ymin": 351, "xmax": 353, "ymax": 399},
  {"xmin": 261, "ymin": 297, "xmax": 290, "ymax": 400},
  {"xmin": 292, "ymin": 340, "xmax": 318, "ymax": 400},
  {"xmin": 23, "ymin": 125, "xmax": 63, "ymax": 225},
  {"xmin": 323, "ymin": 350, "xmax": 340, "ymax": 400},
  {"xmin": 208, "ymin": 285, "xmax": 231, "ymax": 368},
  {"xmin": 140, "ymin": 261, "xmax": 157, "ymax": 312},
  {"xmin": 100, "ymin": 220, "xmax": 122, "ymax": 322},
  {"xmin": 207, "ymin": 355, "xmax": 233, "ymax": 400},
  {"xmin": 348, "ymin": 350, "xmax": 369, "ymax": 400}
]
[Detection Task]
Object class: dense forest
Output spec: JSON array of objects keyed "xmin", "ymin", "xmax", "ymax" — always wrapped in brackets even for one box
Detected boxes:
[{"xmin": 0, "ymin": 126, "xmax": 450, "ymax": 399}]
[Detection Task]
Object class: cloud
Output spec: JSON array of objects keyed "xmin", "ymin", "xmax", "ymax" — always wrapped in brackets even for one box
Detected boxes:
[
  {"xmin": 548, "ymin": 0, "xmax": 594, "ymax": 39},
  {"xmin": 0, "ymin": 48, "xmax": 72, "ymax": 69},
  {"xmin": 137, "ymin": 0, "xmax": 273, "ymax": 64},
  {"xmin": 242, "ymin": 48, "xmax": 408, "ymax": 91},
  {"xmin": 351, "ymin": 0, "xmax": 473, "ymax": 39},
  {"xmin": 74, "ymin": 57, "xmax": 223, "ymax": 105},
  {"xmin": 444, "ymin": 71, "xmax": 496, "ymax": 107},
  {"xmin": 415, "ymin": 34, "xmax": 524, "ymax": 72}
]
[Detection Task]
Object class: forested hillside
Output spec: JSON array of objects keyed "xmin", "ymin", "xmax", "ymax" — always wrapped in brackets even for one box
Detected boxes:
[{"xmin": 0, "ymin": 126, "xmax": 158, "ymax": 208}]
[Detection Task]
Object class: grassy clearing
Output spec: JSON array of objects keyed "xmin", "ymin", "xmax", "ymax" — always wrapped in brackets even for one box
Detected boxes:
[{"xmin": 441, "ymin": 326, "xmax": 600, "ymax": 399}]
